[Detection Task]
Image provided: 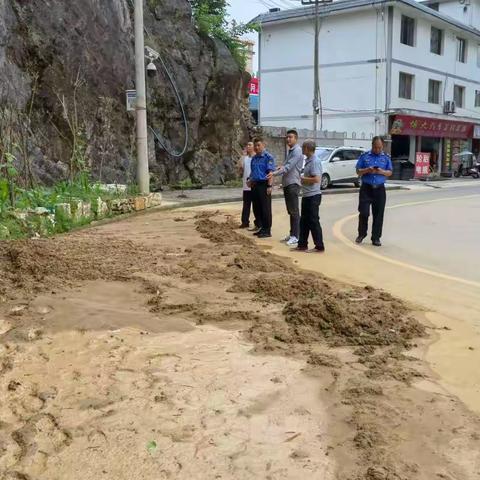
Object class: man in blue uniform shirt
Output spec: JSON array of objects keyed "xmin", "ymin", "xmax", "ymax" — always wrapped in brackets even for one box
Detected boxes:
[
  {"xmin": 355, "ymin": 136, "xmax": 393, "ymax": 247},
  {"xmin": 249, "ymin": 137, "xmax": 276, "ymax": 238}
]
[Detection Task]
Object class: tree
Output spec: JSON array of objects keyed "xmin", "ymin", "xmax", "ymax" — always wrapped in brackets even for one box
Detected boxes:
[{"xmin": 190, "ymin": 0, "xmax": 258, "ymax": 69}]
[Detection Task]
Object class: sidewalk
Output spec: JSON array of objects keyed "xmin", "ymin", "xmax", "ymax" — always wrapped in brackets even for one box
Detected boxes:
[
  {"xmin": 160, "ymin": 184, "xmax": 403, "ymax": 209},
  {"xmin": 389, "ymin": 178, "xmax": 480, "ymax": 190},
  {"xmin": 159, "ymin": 178, "xmax": 480, "ymax": 210}
]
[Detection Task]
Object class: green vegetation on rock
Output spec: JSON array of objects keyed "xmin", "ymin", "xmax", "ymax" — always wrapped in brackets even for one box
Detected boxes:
[{"xmin": 190, "ymin": 0, "xmax": 258, "ymax": 69}]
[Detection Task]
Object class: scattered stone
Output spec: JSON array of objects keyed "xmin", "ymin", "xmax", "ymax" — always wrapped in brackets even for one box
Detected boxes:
[
  {"xmin": 55, "ymin": 203, "xmax": 72, "ymax": 220},
  {"xmin": 98, "ymin": 184, "xmax": 128, "ymax": 194},
  {"xmin": 148, "ymin": 192, "xmax": 162, "ymax": 207},
  {"xmin": 109, "ymin": 198, "xmax": 133, "ymax": 214},
  {"xmin": 92, "ymin": 198, "xmax": 109, "ymax": 218},
  {"xmin": 70, "ymin": 199, "xmax": 85, "ymax": 221},
  {"xmin": 82, "ymin": 202, "xmax": 92, "ymax": 218},
  {"xmin": 11, "ymin": 210, "xmax": 28, "ymax": 221},
  {"xmin": 10, "ymin": 305, "xmax": 27, "ymax": 316},
  {"xmin": 133, "ymin": 197, "xmax": 146, "ymax": 211},
  {"xmin": 33, "ymin": 207, "xmax": 50, "ymax": 216}
]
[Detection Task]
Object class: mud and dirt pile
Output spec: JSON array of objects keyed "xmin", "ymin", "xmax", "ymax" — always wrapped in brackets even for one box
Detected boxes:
[
  {"xmin": 0, "ymin": 233, "xmax": 152, "ymax": 299},
  {"xmin": 196, "ymin": 216, "xmax": 425, "ymax": 350},
  {"xmin": 282, "ymin": 291, "xmax": 425, "ymax": 347}
]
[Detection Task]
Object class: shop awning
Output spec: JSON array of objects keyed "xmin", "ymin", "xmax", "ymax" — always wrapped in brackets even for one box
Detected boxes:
[{"xmin": 390, "ymin": 114, "xmax": 473, "ymax": 139}]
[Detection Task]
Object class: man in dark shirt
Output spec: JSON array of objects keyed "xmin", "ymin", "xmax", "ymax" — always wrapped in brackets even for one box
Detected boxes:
[
  {"xmin": 355, "ymin": 136, "xmax": 393, "ymax": 247},
  {"xmin": 249, "ymin": 138, "xmax": 276, "ymax": 238}
]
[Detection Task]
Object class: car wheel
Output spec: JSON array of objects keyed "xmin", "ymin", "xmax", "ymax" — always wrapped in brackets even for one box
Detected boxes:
[
  {"xmin": 321, "ymin": 174, "xmax": 330, "ymax": 190},
  {"xmin": 353, "ymin": 179, "xmax": 361, "ymax": 188}
]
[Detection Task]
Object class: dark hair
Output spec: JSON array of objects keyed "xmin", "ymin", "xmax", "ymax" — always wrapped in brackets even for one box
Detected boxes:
[
  {"xmin": 253, "ymin": 137, "xmax": 265, "ymax": 144},
  {"xmin": 302, "ymin": 140, "xmax": 316, "ymax": 153},
  {"xmin": 286, "ymin": 129, "xmax": 298, "ymax": 138},
  {"xmin": 372, "ymin": 136, "xmax": 384, "ymax": 145}
]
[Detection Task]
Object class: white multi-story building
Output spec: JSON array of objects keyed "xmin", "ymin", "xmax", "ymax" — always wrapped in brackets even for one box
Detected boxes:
[{"xmin": 255, "ymin": 0, "xmax": 480, "ymax": 177}]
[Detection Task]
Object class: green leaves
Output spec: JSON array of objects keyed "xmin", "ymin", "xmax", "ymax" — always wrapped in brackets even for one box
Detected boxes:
[
  {"xmin": 190, "ymin": 0, "xmax": 258, "ymax": 70},
  {"xmin": 146, "ymin": 440, "xmax": 157, "ymax": 453}
]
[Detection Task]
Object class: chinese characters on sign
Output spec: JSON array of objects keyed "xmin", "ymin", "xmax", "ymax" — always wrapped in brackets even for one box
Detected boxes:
[
  {"xmin": 415, "ymin": 152, "xmax": 431, "ymax": 178},
  {"xmin": 474, "ymin": 125, "xmax": 480, "ymax": 139},
  {"xmin": 249, "ymin": 77, "xmax": 259, "ymax": 96},
  {"xmin": 390, "ymin": 115, "xmax": 473, "ymax": 139}
]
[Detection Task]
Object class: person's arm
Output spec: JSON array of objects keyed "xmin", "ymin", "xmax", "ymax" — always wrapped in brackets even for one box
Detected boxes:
[
  {"xmin": 301, "ymin": 175, "xmax": 320, "ymax": 185},
  {"xmin": 301, "ymin": 158, "xmax": 321, "ymax": 185},
  {"xmin": 377, "ymin": 157, "xmax": 393, "ymax": 177},
  {"xmin": 356, "ymin": 155, "xmax": 373, "ymax": 176},
  {"xmin": 266, "ymin": 154, "xmax": 276, "ymax": 193}
]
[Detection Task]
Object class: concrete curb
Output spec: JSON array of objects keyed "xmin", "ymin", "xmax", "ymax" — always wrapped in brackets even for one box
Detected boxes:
[
  {"xmin": 158, "ymin": 185, "xmax": 407, "ymax": 211},
  {"xmin": 54, "ymin": 185, "xmax": 407, "ymax": 234}
]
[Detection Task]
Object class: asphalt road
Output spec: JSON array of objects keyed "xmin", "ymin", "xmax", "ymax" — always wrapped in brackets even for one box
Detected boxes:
[{"xmin": 207, "ymin": 183, "xmax": 480, "ymax": 414}]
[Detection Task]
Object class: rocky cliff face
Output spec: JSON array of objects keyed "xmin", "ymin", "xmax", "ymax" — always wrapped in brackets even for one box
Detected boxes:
[{"xmin": 0, "ymin": 0, "xmax": 250, "ymax": 186}]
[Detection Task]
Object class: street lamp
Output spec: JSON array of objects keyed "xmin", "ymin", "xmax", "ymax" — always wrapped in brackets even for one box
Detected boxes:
[
  {"xmin": 300, "ymin": 0, "xmax": 333, "ymax": 136},
  {"xmin": 134, "ymin": 0, "xmax": 150, "ymax": 194}
]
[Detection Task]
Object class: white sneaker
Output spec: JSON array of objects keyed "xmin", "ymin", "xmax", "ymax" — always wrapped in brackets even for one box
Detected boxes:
[
  {"xmin": 281, "ymin": 235, "xmax": 291, "ymax": 243},
  {"xmin": 286, "ymin": 236, "xmax": 298, "ymax": 246}
]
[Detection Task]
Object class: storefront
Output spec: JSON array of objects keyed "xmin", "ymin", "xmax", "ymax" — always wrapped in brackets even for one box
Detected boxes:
[
  {"xmin": 472, "ymin": 125, "xmax": 480, "ymax": 160},
  {"xmin": 389, "ymin": 114, "xmax": 474, "ymax": 179}
]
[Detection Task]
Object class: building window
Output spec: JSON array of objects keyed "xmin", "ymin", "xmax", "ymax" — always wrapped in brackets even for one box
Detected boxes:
[
  {"xmin": 457, "ymin": 37, "xmax": 467, "ymax": 63},
  {"xmin": 428, "ymin": 79, "xmax": 441, "ymax": 104},
  {"xmin": 401, "ymin": 15, "xmax": 415, "ymax": 47},
  {"xmin": 475, "ymin": 90, "xmax": 480, "ymax": 107},
  {"xmin": 454, "ymin": 85, "xmax": 465, "ymax": 108},
  {"xmin": 430, "ymin": 27, "xmax": 443, "ymax": 55},
  {"xmin": 399, "ymin": 72, "xmax": 414, "ymax": 99}
]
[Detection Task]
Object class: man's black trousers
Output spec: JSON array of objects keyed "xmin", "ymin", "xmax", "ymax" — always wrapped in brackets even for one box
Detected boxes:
[
  {"xmin": 358, "ymin": 183, "xmax": 386, "ymax": 241},
  {"xmin": 298, "ymin": 194, "xmax": 324, "ymax": 249},
  {"xmin": 283, "ymin": 184, "xmax": 300, "ymax": 238},
  {"xmin": 241, "ymin": 190, "xmax": 259, "ymax": 227},
  {"xmin": 251, "ymin": 181, "xmax": 272, "ymax": 234}
]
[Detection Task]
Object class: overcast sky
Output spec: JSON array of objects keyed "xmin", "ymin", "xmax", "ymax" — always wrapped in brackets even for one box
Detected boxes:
[{"xmin": 226, "ymin": 0, "xmax": 301, "ymax": 72}]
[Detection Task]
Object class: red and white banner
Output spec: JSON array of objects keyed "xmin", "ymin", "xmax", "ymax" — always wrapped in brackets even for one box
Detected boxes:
[
  {"xmin": 249, "ymin": 77, "xmax": 259, "ymax": 96},
  {"xmin": 415, "ymin": 152, "xmax": 431, "ymax": 178}
]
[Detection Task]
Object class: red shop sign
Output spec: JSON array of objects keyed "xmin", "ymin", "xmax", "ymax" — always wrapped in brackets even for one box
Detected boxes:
[
  {"xmin": 249, "ymin": 77, "xmax": 259, "ymax": 96},
  {"xmin": 415, "ymin": 152, "xmax": 431, "ymax": 178},
  {"xmin": 390, "ymin": 115, "xmax": 473, "ymax": 139}
]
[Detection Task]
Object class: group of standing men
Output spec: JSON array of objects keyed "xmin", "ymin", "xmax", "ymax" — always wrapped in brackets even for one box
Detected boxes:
[{"xmin": 239, "ymin": 130, "xmax": 392, "ymax": 250}]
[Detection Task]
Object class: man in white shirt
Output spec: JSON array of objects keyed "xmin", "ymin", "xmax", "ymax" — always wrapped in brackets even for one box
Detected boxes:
[{"xmin": 238, "ymin": 142, "xmax": 259, "ymax": 229}]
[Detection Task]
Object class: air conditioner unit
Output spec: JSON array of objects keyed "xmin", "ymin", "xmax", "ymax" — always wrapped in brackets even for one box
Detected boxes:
[{"xmin": 444, "ymin": 100, "xmax": 456, "ymax": 114}]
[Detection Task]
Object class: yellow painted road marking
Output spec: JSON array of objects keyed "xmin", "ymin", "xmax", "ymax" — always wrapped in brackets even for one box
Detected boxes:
[{"xmin": 332, "ymin": 194, "xmax": 480, "ymax": 289}]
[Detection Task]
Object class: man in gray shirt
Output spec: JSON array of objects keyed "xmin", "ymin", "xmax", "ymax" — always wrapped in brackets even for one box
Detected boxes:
[
  {"xmin": 292, "ymin": 140, "xmax": 325, "ymax": 253},
  {"xmin": 271, "ymin": 129, "xmax": 303, "ymax": 246}
]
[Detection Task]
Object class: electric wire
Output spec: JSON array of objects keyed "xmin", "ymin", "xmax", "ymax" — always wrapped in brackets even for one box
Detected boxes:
[{"xmin": 127, "ymin": 0, "xmax": 189, "ymax": 157}]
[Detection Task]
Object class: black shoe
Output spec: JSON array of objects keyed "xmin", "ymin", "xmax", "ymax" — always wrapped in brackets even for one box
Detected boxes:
[
  {"xmin": 372, "ymin": 239, "xmax": 382, "ymax": 247},
  {"xmin": 257, "ymin": 232, "xmax": 272, "ymax": 238},
  {"xmin": 253, "ymin": 230, "xmax": 262, "ymax": 236},
  {"xmin": 355, "ymin": 235, "xmax": 366, "ymax": 244},
  {"xmin": 239, "ymin": 224, "xmax": 249, "ymax": 229},
  {"xmin": 311, "ymin": 246, "xmax": 325, "ymax": 253}
]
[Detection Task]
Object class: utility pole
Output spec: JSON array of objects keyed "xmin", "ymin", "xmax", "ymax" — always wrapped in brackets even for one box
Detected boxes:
[
  {"xmin": 312, "ymin": 0, "xmax": 320, "ymax": 137},
  {"xmin": 300, "ymin": 0, "xmax": 332, "ymax": 137},
  {"xmin": 134, "ymin": 0, "xmax": 150, "ymax": 194}
]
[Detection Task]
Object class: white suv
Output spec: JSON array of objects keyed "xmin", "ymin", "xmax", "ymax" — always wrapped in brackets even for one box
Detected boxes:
[{"xmin": 314, "ymin": 146, "xmax": 366, "ymax": 189}]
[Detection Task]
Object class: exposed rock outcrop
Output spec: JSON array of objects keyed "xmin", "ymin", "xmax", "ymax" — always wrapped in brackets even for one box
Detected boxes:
[{"xmin": 0, "ymin": 0, "xmax": 250, "ymax": 186}]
